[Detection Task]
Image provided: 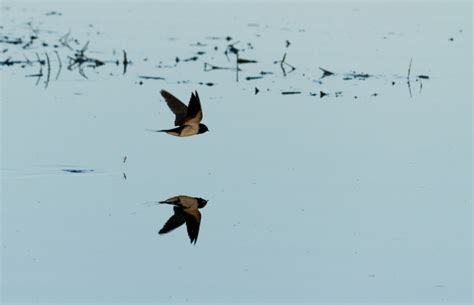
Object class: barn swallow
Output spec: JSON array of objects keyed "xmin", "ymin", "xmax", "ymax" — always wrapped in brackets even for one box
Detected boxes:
[
  {"xmin": 154, "ymin": 90, "xmax": 209, "ymax": 137},
  {"xmin": 158, "ymin": 195, "xmax": 208, "ymax": 244}
]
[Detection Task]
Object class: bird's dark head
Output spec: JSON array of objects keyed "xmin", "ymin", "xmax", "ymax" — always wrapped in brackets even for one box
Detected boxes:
[
  {"xmin": 198, "ymin": 124, "xmax": 209, "ymax": 134},
  {"xmin": 197, "ymin": 198, "xmax": 208, "ymax": 208}
]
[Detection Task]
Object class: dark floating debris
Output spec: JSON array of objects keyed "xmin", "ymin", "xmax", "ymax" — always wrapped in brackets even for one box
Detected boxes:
[
  {"xmin": 309, "ymin": 92, "xmax": 317, "ymax": 96},
  {"xmin": 139, "ymin": 75, "xmax": 165, "ymax": 80},
  {"xmin": 122, "ymin": 50, "xmax": 131, "ymax": 74},
  {"xmin": 183, "ymin": 56, "xmax": 199, "ymax": 62},
  {"xmin": 274, "ymin": 52, "xmax": 295, "ymax": 76},
  {"xmin": 45, "ymin": 11, "xmax": 62, "ymax": 16},
  {"xmin": 189, "ymin": 42, "xmax": 207, "ymax": 47},
  {"xmin": 281, "ymin": 91, "xmax": 301, "ymax": 95},
  {"xmin": 22, "ymin": 35, "xmax": 38, "ymax": 49},
  {"xmin": 204, "ymin": 62, "xmax": 240, "ymax": 71},
  {"xmin": 0, "ymin": 36, "xmax": 23, "ymax": 45},
  {"xmin": 245, "ymin": 76, "xmax": 263, "ymax": 81},
  {"xmin": 237, "ymin": 58, "xmax": 257, "ymax": 64},
  {"xmin": 123, "ymin": 156, "xmax": 127, "ymax": 163},
  {"xmin": 62, "ymin": 169, "xmax": 94, "ymax": 174},
  {"xmin": 198, "ymin": 82, "xmax": 215, "ymax": 86},
  {"xmin": 319, "ymin": 67, "xmax": 335, "ymax": 78},
  {"xmin": 406, "ymin": 58, "xmax": 415, "ymax": 98},
  {"xmin": 25, "ymin": 73, "xmax": 43, "ymax": 77},
  {"xmin": 255, "ymin": 87, "xmax": 259, "ymax": 95},
  {"xmin": 58, "ymin": 31, "xmax": 76, "ymax": 50},
  {"xmin": 260, "ymin": 71, "xmax": 273, "ymax": 75},
  {"xmin": 320, "ymin": 91, "xmax": 328, "ymax": 98},
  {"xmin": 416, "ymin": 75, "xmax": 430, "ymax": 79},
  {"xmin": 344, "ymin": 72, "xmax": 370, "ymax": 80},
  {"xmin": 285, "ymin": 40, "xmax": 291, "ymax": 48},
  {"xmin": 371, "ymin": 93, "xmax": 378, "ymax": 96},
  {"xmin": 224, "ymin": 41, "xmax": 240, "ymax": 60},
  {"xmin": 67, "ymin": 41, "xmax": 105, "ymax": 78},
  {"xmin": 196, "ymin": 51, "xmax": 206, "ymax": 55},
  {"xmin": 449, "ymin": 38, "xmax": 454, "ymax": 41}
]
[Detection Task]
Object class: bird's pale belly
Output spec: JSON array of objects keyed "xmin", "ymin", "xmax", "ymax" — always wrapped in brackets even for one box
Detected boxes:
[{"xmin": 179, "ymin": 125, "xmax": 199, "ymax": 137}]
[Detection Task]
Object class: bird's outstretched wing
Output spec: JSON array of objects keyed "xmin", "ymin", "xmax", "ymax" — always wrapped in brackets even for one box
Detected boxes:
[
  {"xmin": 160, "ymin": 90, "xmax": 188, "ymax": 126},
  {"xmin": 159, "ymin": 196, "xmax": 181, "ymax": 205},
  {"xmin": 184, "ymin": 91, "xmax": 203, "ymax": 125},
  {"xmin": 184, "ymin": 208, "xmax": 201, "ymax": 244},
  {"xmin": 158, "ymin": 207, "xmax": 186, "ymax": 235}
]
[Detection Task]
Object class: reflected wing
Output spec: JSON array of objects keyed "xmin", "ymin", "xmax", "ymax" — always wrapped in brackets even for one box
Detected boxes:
[
  {"xmin": 184, "ymin": 91, "xmax": 203, "ymax": 125},
  {"xmin": 158, "ymin": 207, "xmax": 186, "ymax": 234},
  {"xmin": 159, "ymin": 195, "xmax": 197, "ymax": 208},
  {"xmin": 184, "ymin": 208, "xmax": 201, "ymax": 244},
  {"xmin": 160, "ymin": 90, "xmax": 188, "ymax": 126}
]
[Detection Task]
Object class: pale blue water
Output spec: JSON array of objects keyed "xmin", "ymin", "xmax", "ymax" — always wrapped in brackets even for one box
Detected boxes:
[{"xmin": 1, "ymin": 1, "xmax": 472, "ymax": 304}]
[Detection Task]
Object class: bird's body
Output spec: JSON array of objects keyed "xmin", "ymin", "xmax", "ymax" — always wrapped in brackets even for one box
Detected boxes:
[
  {"xmin": 158, "ymin": 195, "xmax": 208, "ymax": 244},
  {"xmin": 154, "ymin": 90, "xmax": 209, "ymax": 137}
]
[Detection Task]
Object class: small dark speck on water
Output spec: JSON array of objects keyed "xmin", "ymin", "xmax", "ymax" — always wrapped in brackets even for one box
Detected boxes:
[
  {"xmin": 62, "ymin": 169, "xmax": 94, "ymax": 173},
  {"xmin": 45, "ymin": 11, "xmax": 62, "ymax": 16},
  {"xmin": 139, "ymin": 81, "xmax": 143, "ymax": 85},
  {"xmin": 449, "ymin": 37, "xmax": 454, "ymax": 41},
  {"xmin": 199, "ymin": 82, "xmax": 215, "ymax": 86},
  {"xmin": 255, "ymin": 87, "xmax": 259, "ymax": 95},
  {"xmin": 320, "ymin": 91, "xmax": 328, "ymax": 98},
  {"xmin": 184, "ymin": 56, "xmax": 199, "ymax": 62},
  {"xmin": 371, "ymin": 93, "xmax": 378, "ymax": 96},
  {"xmin": 309, "ymin": 92, "xmax": 317, "ymax": 96},
  {"xmin": 281, "ymin": 91, "xmax": 301, "ymax": 95},
  {"xmin": 416, "ymin": 75, "xmax": 430, "ymax": 79},
  {"xmin": 392, "ymin": 81, "xmax": 396, "ymax": 85},
  {"xmin": 139, "ymin": 75, "xmax": 165, "ymax": 80},
  {"xmin": 245, "ymin": 76, "xmax": 263, "ymax": 81}
]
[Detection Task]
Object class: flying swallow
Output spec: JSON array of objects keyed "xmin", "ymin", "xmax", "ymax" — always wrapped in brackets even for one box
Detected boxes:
[
  {"xmin": 154, "ymin": 90, "xmax": 209, "ymax": 137},
  {"xmin": 158, "ymin": 195, "xmax": 208, "ymax": 244}
]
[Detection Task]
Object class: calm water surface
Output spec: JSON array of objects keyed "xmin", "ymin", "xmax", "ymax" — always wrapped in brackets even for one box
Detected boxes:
[{"xmin": 1, "ymin": 1, "xmax": 472, "ymax": 304}]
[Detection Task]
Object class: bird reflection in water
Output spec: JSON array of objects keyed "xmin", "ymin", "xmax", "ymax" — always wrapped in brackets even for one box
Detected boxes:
[{"xmin": 158, "ymin": 195, "xmax": 208, "ymax": 244}]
